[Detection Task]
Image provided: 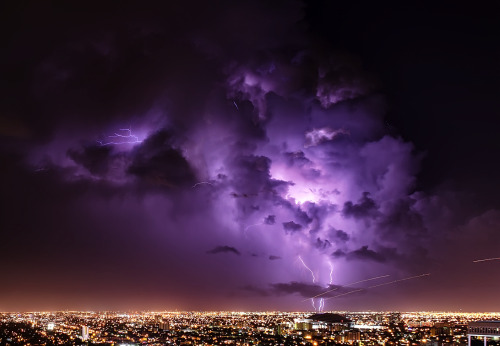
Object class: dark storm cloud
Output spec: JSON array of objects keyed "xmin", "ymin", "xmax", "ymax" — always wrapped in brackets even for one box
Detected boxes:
[
  {"xmin": 206, "ymin": 246, "xmax": 241, "ymax": 256},
  {"xmin": 342, "ymin": 192, "xmax": 378, "ymax": 219},
  {"xmin": 314, "ymin": 238, "xmax": 332, "ymax": 250},
  {"xmin": 67, "ymin": 145, "xmax": 115, "ymax": 177},
  {"xmin": 331, "ymin": 249, "xmax": 346, "ymax": 258},
  {"xmin": 127, "ymin": 130, "xmax": 197, "ymax": 188},
  {"xmin": 282, "ymin": 221, "xmax": 303, "ymax": 233},
  {"xmin": 264, "ymin": 215, "xmax": 276, "ymax": 225},
  {"xmin": 315, "ymin": 53, "xmax": 375, "ymax": 108},
  {"xmin": 2, "ymin": 0, "xmax": 500, "ymax": 312},
  {"xmin": 330, "ymin": 229, "xmax": 349, "ymax": 243},
  {"xmin": 347, "ymin": 246, "xmax": 387, "ymax": 263},
  {"xmin": 303, "ymin": 202, "xmax": 334, "ymax": 233},
  {"xmin": 269, "ymin": 281, "xmax": 359, "ymax": 299},
  {"xmin": 376, "ymin": 198, "xmax": 426, "ymax": 238},
  {"xmin": 229, "ymin": 155, "xmax": 272, "ymax": 192},
  {"xmin": 0, "ymin": 0, "xmax": 305, "ymax": 141},
  {"xmin": 284, "ymin": 151, "xmax": 311, "ymax": 167},
  {"xmin": 270, "ymin": 282, "xmax": 323, "ymax": 297},
  {"xmin": 240, "ymin": 285, "xmax": 270, "ymax": 297},
  {"xmin": 332, "ymin": 245, "xmax": 400, "ymax": 264}
]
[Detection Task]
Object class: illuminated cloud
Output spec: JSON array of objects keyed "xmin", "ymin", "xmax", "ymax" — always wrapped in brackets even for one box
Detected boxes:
[{"xmin": 1, "ymin": 0, "xmax": 499, "ymax": 312}]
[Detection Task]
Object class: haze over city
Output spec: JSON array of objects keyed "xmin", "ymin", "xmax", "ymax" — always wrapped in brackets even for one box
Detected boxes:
[{"xmin": 1, "ymin": 1, "xmax": 499, "ymax": 312}]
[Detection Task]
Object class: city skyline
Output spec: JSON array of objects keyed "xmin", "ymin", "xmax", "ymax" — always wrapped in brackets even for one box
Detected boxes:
[
  {"xmin": 1, "ymin": 1, "xmax": 500, "ymax": 312},
  {"xmin": 1, "ymin": 310, "xmax": 499, "ymax": 345}
]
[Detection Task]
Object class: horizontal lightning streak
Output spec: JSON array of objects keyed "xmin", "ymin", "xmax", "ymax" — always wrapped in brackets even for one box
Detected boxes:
[
  {"xmin": 97, "ymin": 128, "xmax": 142, "ymax": 146},
  {"xmin": 302, "ymin": 274, "xmax": 390, "ymax": 302},
  {"xmin": 473, "ymin": 257, "xmax": 500, "ymax": 263},
  {"xmin": 366, "ymin": 273, "xmax": 430, "ymax": 289},
  {"xmin": 326, "ymin": 288, "xmax": 364, "ymax": 300},
  {"xmin": 322, "ymin": 273, "xmax": 430, "ymax": 302}
]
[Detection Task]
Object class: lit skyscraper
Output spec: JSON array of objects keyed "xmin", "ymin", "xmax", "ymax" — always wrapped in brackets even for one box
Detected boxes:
[{"xmin": 82, "ymin": 325, "xmax": 89, "ymax": 341}]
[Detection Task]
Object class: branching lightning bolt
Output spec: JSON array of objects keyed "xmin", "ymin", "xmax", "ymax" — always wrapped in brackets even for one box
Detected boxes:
[
  {"xmin": 298, "ymin": 256, "xmax": 317, "ymax": 311},
  {"xmin": 97, "ymin": 128, "xmax": 142, "ymax": 146},
  {"xmin": 298, "ymin": 256, "xmax": 316, "ymax": 283}
]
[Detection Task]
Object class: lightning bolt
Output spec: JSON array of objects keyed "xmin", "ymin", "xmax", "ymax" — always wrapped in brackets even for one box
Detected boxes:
[
  {"xmin": 328, "ymin": 262, "xmax": 334, "ymax": 286},
  {"xmin": 318, "ymin": 298, "xmax": 325, "ymax": 312},
  {"xmin": 298, "ymin": 256, "xmax": 316, "ymax": 283},
  {"xmin": 298, "ymin": 256, "xmax": 317, "ymax": 311},
  {"xmin": 97, "ymin": 128, "xmax": 142, "ymax": 146},
  {"xmin": 314, "ymin": 261, "xmax": 334, "ymax": 312}
]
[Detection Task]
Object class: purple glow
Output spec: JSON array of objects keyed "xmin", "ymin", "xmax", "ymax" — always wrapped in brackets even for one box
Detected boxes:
[{"xmin": 3, "ymin": 0, "xmax": 499, "ymax": 312}]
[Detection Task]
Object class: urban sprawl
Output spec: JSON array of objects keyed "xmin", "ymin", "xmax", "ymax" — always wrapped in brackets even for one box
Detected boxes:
[{"xmin": 1, "ymin": 311, "xmax": 500, "ymax": 345}]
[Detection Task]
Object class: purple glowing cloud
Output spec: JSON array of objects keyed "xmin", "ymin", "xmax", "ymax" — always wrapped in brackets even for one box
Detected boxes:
[{"xmin": 2, "ymin": 0, "xmax": 500, "ymax": 312}]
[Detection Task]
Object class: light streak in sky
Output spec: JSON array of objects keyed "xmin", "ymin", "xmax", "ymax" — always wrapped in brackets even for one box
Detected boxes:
[
  {"xmin": 303, "ymin": 274, "xmax": 390, "ymax": 301},
  {"xmin": 366, "ymin": 273, "xmax": 430, "ymax": 289},
  {"xmin": 326, "ymin": 288, "xmax": 364, "ymax": 300},
  {"xmin": 323, "ymin": 273, "xmax": 431, "ymax": 301},
  {"xmin": 233, "ymin": 101, "xmax": 239, "ymax": 110},
  {"xmin": 298, "ymin": 256, "xmax": 316, "ymax": 283},
  {"xmin": 473, "ymin": 257, "xmax": 500, "ymax": 263},
  {"xmin": 192, "ymin": 181, "xmax": 214, "ymax": 188},
  {"xmin": 97, "ymin": 128, "xmax": 142, "ymax": 146},
  {"xmin": 328, "ymin": 262, "xmax": 334, "ymax": 285}
]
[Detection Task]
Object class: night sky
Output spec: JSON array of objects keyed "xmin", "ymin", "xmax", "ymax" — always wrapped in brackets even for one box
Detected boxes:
[{"xmin": 1, "ymin": 1, "xmax": 500, "ymax": 312}]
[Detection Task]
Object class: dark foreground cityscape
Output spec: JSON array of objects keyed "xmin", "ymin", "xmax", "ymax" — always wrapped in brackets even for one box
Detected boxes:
[{"xmin": 1, "ymin": 311, "xmax": 500, "ymax": 346}]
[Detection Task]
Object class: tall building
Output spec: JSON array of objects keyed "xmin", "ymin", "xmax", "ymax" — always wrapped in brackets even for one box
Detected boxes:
[
  {"xmin": 159, "ymin": 321, "xmax": 170, "ymax": 331},
  {"xmin": 82, "ymin": 325, "xmax": 89, "ymax": 341},
  {"xmin": 468, "ymin": 321, "xmax": 500, "ymax": 345}
]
